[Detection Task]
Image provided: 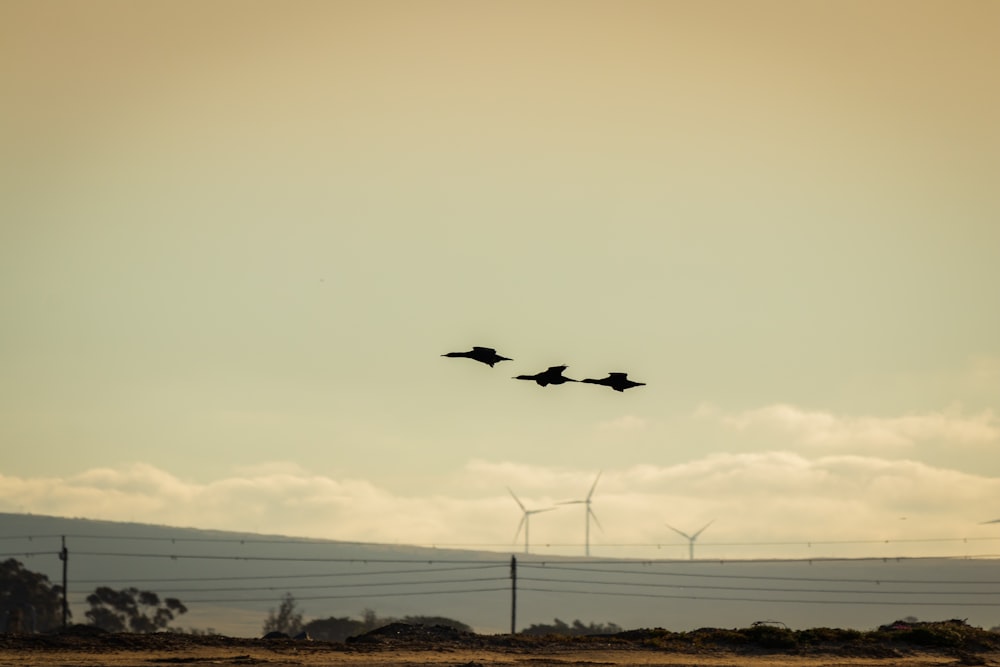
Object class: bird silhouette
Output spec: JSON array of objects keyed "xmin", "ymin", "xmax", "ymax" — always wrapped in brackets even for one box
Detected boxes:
[
  {"xmin": 441, "ymin": 346, "xmax": 512, "ymax": 367},
  {"xmin": 513, "ymin": 365, "xmax": 577, "ymax": 387},
  {"xmin": 581, "ymin": 372, "xmax": 645, "ymax": 392}
]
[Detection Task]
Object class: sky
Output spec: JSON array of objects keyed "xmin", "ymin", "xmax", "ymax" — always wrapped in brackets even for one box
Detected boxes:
[{"xmin": 2, "ymin": 0, "xmax": 999, "ymax": 561}]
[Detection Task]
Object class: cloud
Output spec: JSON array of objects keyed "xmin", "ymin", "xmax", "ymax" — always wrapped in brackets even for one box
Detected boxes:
[
  {"xmin": 3, "ymin": 455, "xmax": 999, "ymax": 560},
  {"xmin": 699, "ymin": 403, "xmax": 999, "ymax": 448}
]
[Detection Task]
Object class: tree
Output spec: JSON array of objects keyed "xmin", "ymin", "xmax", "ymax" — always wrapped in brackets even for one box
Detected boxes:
[
  {"xmin": 302, "ymin": 611, "xmax": 472, "ymax": 642},
  {"xmin": 85, "ymin": 586, "xmax": 187, "ymax": 632},
  {"xmin": 262, "ymin": 593, "xmax": 303, "ymax": 637},
  {"xmin": 0, "ymin": 558, "xmax": 67, "ymax": 632},
  {"xmin": 400, "ymin": 615, "xmax": 472, "ymax": 633},
  {"xmin": 360, "ymin": 608, "xmax": 380, "ymax": 633},
  {"xmin": 302, "ymin": 616, "xmax": 366, "ymax": 642},
  {"xmin": 521, "ymin": 618, "xmax": 622, "ymax": 636}
]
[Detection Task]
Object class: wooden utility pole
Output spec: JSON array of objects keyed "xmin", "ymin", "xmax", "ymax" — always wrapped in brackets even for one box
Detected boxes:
[
  {"xmin": 509, "ymin": 555, "xmax": 517, "ymax": 634},
  {"xmin": 59, "ymin": 536, "xmax": 68, "ymax": 628}
]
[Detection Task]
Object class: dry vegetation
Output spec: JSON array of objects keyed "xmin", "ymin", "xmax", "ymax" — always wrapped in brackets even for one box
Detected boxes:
[{"xmin": 2, "ymin": 619, "xmax": 999, "ymax": 667}]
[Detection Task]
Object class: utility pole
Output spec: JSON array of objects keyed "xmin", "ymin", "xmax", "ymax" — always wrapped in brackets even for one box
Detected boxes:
[
  {"xmin": 509, "ymin": 555, "xmax": 517, "ymax": 634},
  {"xmin": 59, "ymin": 536, "xmax": 68, "ymax": 629}
]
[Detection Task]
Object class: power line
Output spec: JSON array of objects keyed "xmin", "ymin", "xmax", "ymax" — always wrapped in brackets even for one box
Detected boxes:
[
  {"xmin": 130, "ymin": 587, "xmax": 512, "ymax": 604},
  {"xmin": 517, "ymin": 576, "xmax": 1000, "ymax": 597},
  {"xmin": 0, "ymin": 536, "xmax": 62, "ymax": 542},
  {"xmin": 43, "ymin": 541, "xmax": 1000, "ymax": 630},
  {"xmin": 70, "ymin": 551, "xmax": 509, "ymax": 564},
  {"xmin": 114, "ymin": 575, "xmax": 511, "ymax": 595},
  {"xmin": 59, "ymin": 551, "xmax": 1000, "ymax": 598},
  {"xmin": 518, "ymin": 586, "xmax": 1000, "ymax": 607},
  {"xmin": 72, "ymin": 563, "xmax": 504, "ymax": 585},
  {"xmin": 0, "ymin": 551, "xmax": 59, "ymax": 558},
  {"xmin": 5, "ymin": 533, "xmax": 999, "ymax": 549},
  {"xmin": 519, "ymin": 563, "xmax": 1000, "ymax": 586},
  {"xmin": 0, "ymin": 534, "xmax": 382, "ymax": 546},
  {"xmin": 64, "ymin": 548, "xmax": 1000, "ymax": 565},
  {"xmin": 530, "ymin": 553, "xmax": 1000, "ymax": 564}
]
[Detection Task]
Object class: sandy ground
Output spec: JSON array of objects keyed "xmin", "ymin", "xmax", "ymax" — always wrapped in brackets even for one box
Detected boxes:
[
  {"xmin": 0, "ymin": 644, "xmax": 993, "ymax": 667},
  {"xmin": 4, "ymin": 622, "xmax": 997, "ymax": 667}
]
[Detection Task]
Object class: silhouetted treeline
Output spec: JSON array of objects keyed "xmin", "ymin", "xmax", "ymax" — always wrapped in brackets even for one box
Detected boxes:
[
  {"xmin": 303, "ymin": 609, "xmax": 472, "ymax": 642},
  {"xmin": 520, "ymin": 618, "xmax": 623, "ymax": 636},
  {"xmin": 86, "ymin": 586, "xmax": 187, "ymax": 633},
  {"xmin": 2, "ymin": 558, "xmax": 187, "ymax": 634},
  {"xmin": 1, "ymin": 558, "xmax": 67, "ymax": 633}
]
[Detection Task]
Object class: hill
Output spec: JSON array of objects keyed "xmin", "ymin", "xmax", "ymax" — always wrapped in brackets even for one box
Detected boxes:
[{"xmin": 3, "ymin": 513, "xmax": 999, "ymax": 637}]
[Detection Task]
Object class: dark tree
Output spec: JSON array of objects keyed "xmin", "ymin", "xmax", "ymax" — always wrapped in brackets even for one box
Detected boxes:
[
  {"xmin": 302, "ymin": 610, "xmax": 471, "ymax": 642},
  {"xmin": 0, "ymin": 558, "xmax": 67, "ymax": 633},
  {"xmin": 400, "ymin": 615, "xmax": 472, "ymax": 633},
  {"xmin": 85, "ymin": 586, "xmax": 187, "ymax": 632},
  {"xmin": 521, "ymin": 618, "xmax": 622, "ymax": 636},
  {"xmin": 261, "ymin": 593, "xmax": 303, "ymax": 637},
  {"xmin": 302, "ymin": 615, "xmax": 366, "ymax": 642}
]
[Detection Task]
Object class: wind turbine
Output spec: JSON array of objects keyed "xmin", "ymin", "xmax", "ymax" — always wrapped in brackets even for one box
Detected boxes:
[
  {"xmin": 559, "ymin": 472, "xmax": 603, "ymax": 557},
  {"xmin": 665, "ymin": 520, "xmax": 714, "ymax": 560},
  {"xmin": 508, "ymin": 488, "xmax": 556, "ymax": 554}
]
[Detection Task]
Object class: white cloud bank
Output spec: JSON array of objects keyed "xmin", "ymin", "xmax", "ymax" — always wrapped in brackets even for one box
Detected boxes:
[
  {"xmin": 697, "ymin": 403, "xmax": 999, "ymax": 448},
  {"xmin": 3, "ymin": 454, "xmax": 1000, "ymax": 560}
]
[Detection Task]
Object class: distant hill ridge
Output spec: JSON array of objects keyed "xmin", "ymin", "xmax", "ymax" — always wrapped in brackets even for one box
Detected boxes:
[
  {"xmin": 3, "ymin": 513, "xmax": 999, "ymax": 638},
  {"xmin": 1, "ymin": 512, "xmax": 460, "ymax": 550}
]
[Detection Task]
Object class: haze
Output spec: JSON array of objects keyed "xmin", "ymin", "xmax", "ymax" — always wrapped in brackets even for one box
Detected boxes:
[{"xmin": 2, "ymin": 1, "xmax": 998, "ymax": 561}]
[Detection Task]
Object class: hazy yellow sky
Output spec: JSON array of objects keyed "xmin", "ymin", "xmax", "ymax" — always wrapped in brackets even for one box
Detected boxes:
[{"xmin": 2, "ymin": 1, "xmax": 998, "ymax": 559}]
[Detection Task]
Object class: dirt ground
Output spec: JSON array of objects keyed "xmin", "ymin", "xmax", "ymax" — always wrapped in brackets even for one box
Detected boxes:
[
  {"xmin": 0, "ymin": 640, "xmax": 1000, "ymax": 667},
  {"xmin": 2, "ymin": 623, "xmax": 997, "ymax": 667},
  {"xmin": 1, "ymin": 643, "xmax": 994, "ymax": 667}
]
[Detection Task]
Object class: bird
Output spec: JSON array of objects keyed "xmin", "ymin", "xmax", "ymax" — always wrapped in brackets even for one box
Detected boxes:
[
  {"xmin": 581, "ymin": 372, "xmax": 645, "ymax": 392},
  {"xmin": 441, "ymin": 346, "xmax": 512, "ymax": 367},
  {"xmin": 513, "ymin": 365, "xmax": 577, "ymax": 386}
]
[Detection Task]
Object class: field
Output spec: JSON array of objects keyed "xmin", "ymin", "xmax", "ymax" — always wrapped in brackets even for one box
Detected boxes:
[{"xmin": 2, "ymin": 621, "xmax": 999, "ymax": 667}]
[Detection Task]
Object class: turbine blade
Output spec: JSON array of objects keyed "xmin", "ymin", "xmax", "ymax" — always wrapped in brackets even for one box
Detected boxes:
[
  {"xmin": 589, "ymin": 507, "xmax": 604, "ymax": 533},
  {"xmin": 586, "ymin": 471, "xmax": 602, "ymax": 500},
  {"xmin": 507, "ymin": 487, "xmax": 527, "ymax": 512},
  {"xmin": 529, "ymin": 507, "xmax": 558, "ymax": 515},
  {"xmin": 558, "ymin": 499, "xmax": 585, "ymax": 505},
  {"xmin": 692, "ymin": 519, "xmax": 715, "ymax": 540},
  {"xmin": 665, "ymin": 523, "xmax": 692, "ymax": 540},
  {"xmin": 512, "ymin": 515, "xmax": 526, "ymax": 543}
]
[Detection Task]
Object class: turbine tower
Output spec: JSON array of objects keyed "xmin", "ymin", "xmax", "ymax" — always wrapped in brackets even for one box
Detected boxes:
[
  {"xmin": 665, "ymin": 520, "xmax": 714, "ymax": 560},
  {"xmin": 559, "ymin": 471, "xmax": 602, "ymax": 557},
  {"xmin": 508, "ymin": 488, "xmax": 555, "ymax": 554}
]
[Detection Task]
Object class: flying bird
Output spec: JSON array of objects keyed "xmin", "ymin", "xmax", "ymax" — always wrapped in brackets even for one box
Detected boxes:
[
  {"xmin": 441, "ymin": 346, "xmax": 512, "ymax": 367},
  {"xmin": 513, "ymin": 365, "xmax": 577, "ymax": 386},
  {"xmin": 581, "ymin": 372, "xmax": 646, "ymax": 392}
]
